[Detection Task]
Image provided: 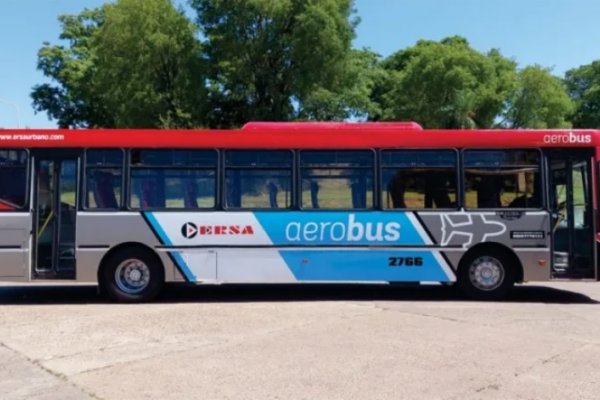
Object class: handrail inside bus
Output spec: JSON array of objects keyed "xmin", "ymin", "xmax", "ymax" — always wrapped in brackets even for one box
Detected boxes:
[{"xmin": 37, "ymin": 211, "xmax": 54, "ymax": 240}]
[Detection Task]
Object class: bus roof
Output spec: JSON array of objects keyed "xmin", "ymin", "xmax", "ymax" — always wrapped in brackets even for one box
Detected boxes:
[{"xmin": 0, "ymin": 122, "xmax": 598, "ymax": 149}]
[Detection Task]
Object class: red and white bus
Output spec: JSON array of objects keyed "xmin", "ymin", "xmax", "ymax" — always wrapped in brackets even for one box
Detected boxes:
[{"xmin": 0, "ymin": 122, "xmax": 597, "ymax": 301}]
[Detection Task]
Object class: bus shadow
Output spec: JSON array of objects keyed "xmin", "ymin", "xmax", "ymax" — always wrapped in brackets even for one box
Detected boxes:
[
  {"xmin": 0, "ymin": 283, "xmax": 597, "ymax": 305},
  {"xmin": 162, "ymin": 284, "xmax": 599, "ymax": 304}
]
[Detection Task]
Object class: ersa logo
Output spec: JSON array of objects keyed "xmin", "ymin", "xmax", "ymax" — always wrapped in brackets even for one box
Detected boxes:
[
  {"xmin": 180, "ymin": 222, "xmax": 254, "ymax": 239},
  {"xmin": 181, "ymin": 222, "xmax": 199, "ymax": 239}
]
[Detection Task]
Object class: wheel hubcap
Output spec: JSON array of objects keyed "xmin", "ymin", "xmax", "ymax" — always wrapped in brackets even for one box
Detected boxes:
[
  {"xmin": 469, "ymin": 256, "xmax": 504, "ymax": 291},
  {"xmin": 115, "ymin": 259, "xmax": 151, "ymax": 294}
]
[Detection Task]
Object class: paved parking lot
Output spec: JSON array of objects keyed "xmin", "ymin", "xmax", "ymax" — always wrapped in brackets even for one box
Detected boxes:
[{"xmin": 1, "ymin": 281, "xmax": 599, "ymax": 400}]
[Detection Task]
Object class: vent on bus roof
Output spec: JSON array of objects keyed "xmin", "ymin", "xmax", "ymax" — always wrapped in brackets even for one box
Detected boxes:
[{"xmin": 241, "ymin": 122, "xmax": 423, "ymax": 131}]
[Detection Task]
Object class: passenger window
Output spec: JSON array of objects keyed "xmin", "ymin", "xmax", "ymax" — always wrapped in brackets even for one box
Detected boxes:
[
  {"xmin": 224, "ymin": 150, "xmax": 292, "ymax": 209},
  {"xmin": 129, "ymin": 150, "xmax": 217, "ymax": 209},
  {"xmin": 85, "ymin": 150, "xmax": 123, "ymax": 209},
  {"xmin": 382, "ymin": 150, "xmax": 457, "ymax": 209},
  {"xmin": 464, "ymin": 150, "xmax": 541, "ymax": 209},
  {"xmin": 300, "ymin": 151, "xmax": 374, "ymax": 209},
  {"xmin": 0, "ymin": 149, "xmax": 27, "ymax": 210}
]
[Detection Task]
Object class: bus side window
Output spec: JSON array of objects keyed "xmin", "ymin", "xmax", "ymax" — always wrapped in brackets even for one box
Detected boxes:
[
  {"xmin": 464, "ymin": 150, "xmax": 540, "ymax": 209},
  {"xmin": 381, "ymin": 150, "xmax": 457, "ymax": 210},
  {"xmin": 224, "ymin": 150, "xmax": 292, "ymax": 209},
  {"xmin": 85, "ymin": 149, "xmax": 123, "ymax": 210},
  {"xmin": 129, "ymin": 150, "xmax": 217, "ymax": 210},
  {"xmin": 0, "ymin": 150, "xmax": 28, "ymax": 210},
  {"xmin": 300, "ymin": 150, "xmax": 374, "ymax": 210}
]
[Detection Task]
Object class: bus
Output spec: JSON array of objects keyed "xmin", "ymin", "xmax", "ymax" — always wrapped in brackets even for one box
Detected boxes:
[{"xmin": 0, "ymin": 122, "xmax": 598, "ymax": 301}]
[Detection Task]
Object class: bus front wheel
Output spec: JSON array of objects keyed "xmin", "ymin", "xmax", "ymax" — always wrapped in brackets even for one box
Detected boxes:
[
  {"xmin": 457, "ymin": 250, "xmax": 515, "ymax": 300},
  {"xmin": 101, "ymin": 248, "xmax": 164, "ymax": 302}
]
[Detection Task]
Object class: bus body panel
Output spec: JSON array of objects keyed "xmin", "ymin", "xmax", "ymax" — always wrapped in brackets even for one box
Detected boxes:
[
  {"xmin": 515, "ymin": 250, "xmax": 552, "ymax": 281},
  {"xmin": 417, "ymin": 211, "xmax": 549, "ymax": 249},
  {"xmin": 205, "ymin": 249, "xmax": 296, "ymax": 283},
  {"xmin": 0, "ymin": 212, "xmax": 31, "ymax": 279},
  {"xmin": 0, "ymin": 127, "xmax": 597, "ymax": 150},
  {"xmin": 71, "ymin": 210, "xmax": 552, "ymax": 284},
  {"xmin": 75, "ymin": 212, "xmax": 178, "ymax": 283}
]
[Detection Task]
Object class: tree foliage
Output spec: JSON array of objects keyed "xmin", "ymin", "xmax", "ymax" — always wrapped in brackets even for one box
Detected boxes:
[
  {"xmin": 31, "ymin": 2, "xmax": 600, "ymax": 129},
  {"xmin": 32, "ymin": 0, "xmax": 203, "ymax": 128},
  {"xmin": 299, "ymin": 49, "xmax": 384, "ymax": 121},
  {"xmin": 31, "ymin": 8, "xmax": 109, "ymax": 128},
  {"xmin": 92, "ymin": 0, "xmax": 203, "ymax": 128},
  {"xmin": 190, "ymin": 0, "xmax": 367, "ymax": 126},
  {"xmin": 565, "ymin": 61, "xmax": 600, "ymax": 128},
  {"xmin": 372, "ymin": 36, "xmax": 517, "ymax": 129},
  {"xmin": 503, "ymin": 65, "xmax": 574, "ymax": 128}
]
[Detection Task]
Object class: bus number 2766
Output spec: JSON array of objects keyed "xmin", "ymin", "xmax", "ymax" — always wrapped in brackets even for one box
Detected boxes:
[{"xmin": 388, "ymin": 257, "xmax": 423, "ymax": 267}]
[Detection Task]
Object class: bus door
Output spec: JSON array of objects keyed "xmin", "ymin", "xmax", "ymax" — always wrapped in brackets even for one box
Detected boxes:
[
  {"xmin": 546, "ymin": 149, "xmax": 595, "ymax": 279},
  {"xmin": 32, "ymin": 151, "xmax": 80, "ymax": 279}
]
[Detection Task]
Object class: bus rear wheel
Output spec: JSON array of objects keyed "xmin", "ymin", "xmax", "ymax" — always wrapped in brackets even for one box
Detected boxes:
[
  {"xmin": 458, "ymin": 250, "xmax": 515, "ymax": 300},
  {"xmin": 101, "ymin": 248, "xmax": 164, "ymax": 302}
]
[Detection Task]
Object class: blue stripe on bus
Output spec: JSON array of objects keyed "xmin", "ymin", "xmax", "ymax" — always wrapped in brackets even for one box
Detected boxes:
[
  {"xmin": 144, "ymin": 212, "xmax": 197, "ymax": 282},
  {"xmin": 168, "ymin": 251, "xmax": 197, "ymax": 282},
  {"xmin": 279, "ymin": 250, "xmax": 452, "ymax": 282}
]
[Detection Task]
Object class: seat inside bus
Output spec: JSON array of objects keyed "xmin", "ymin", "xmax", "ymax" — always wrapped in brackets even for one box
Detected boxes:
[
  {"xmin": 183, "ymin": 180, "xmax": 199, "ymax": 208},
  {"xmin": 140, "ymin": 179, "xmax": 166, "ymax": 208},
  {"xmin": 92, "ymin": 171, "xmax": 119, "ymax": 209}
]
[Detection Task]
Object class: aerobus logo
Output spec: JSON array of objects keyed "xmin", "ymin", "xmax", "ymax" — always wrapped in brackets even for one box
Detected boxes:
[
  {"xmin": 284, "ymin": 214, "xmax": 401, "ymax": 243},
  {"xmin": 180, "ymin": 222, "xmax": 255, "ymax": 238},
  {"xmin": 543, "ymin": 132, "xmax": 592, "ymax": 144}
]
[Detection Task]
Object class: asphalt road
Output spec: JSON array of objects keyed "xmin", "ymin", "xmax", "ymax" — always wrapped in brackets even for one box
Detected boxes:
[{"xmin": 1, "ymin": 281, "xmax": 599, "ymax": 400}]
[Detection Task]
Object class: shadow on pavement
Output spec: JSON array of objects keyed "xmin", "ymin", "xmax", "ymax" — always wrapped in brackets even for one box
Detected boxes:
[{"xmin": 0, "ymin": 283, "xmax": 597, "ymax": 305}]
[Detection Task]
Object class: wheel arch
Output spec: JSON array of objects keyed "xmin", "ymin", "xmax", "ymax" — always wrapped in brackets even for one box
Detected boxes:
[
  {"xmin": 97, "ymin": 242, "xmax": 165, "ymax": 291},
  {"xmin": 458, "ymin": 242, "xmax": 524, "ymax": 283}
]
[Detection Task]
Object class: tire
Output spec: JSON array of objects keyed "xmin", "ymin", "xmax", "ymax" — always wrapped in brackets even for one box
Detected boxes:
[
  {"xmin": 101, "ymin": 247, "xmax": 164, "ymax": 302},
  {"xmin": 457, "ymin": 250, "xmax": 515, "ymax": 300}
]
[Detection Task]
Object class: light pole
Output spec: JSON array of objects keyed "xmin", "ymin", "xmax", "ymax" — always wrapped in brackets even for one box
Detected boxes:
[{"xmin": 0, "ymin": 97, "xmax": 22, "ymax": 128}]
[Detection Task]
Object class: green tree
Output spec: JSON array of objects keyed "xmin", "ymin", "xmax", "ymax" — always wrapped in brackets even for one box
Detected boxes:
[
  {"xmin": 190, "ymin": 0, "xmax": 363, "ymax": 126},
  {"xmin": 565, "ymin": 61, "xmax": 600, "ymax": 128},
  {"xmin": 502, "ymin": 65, "xmax": 574, "ymax": 128},
  {"xmin": 31, "ymin": 8, "xmax": 110, "ymax": 128},
  {"xmin": 93, "ymin": 0, "xmax": 203, "ymax": 128},
  {"xmin": 32, "ymin": 0, "xmax": 203, "ymax": 128},
  {"xmin": 372, "ymin": 36, "xmax": 517, "ymax": 129},
  {"xmin": 299, "ymin": 49, "xmax": 384, "ymax": 121}
]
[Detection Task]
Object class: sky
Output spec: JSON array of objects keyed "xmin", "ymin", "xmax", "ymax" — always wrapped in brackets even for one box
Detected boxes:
[{"xmin": 1, "ymin": 0, "xmax": 599, "ymax": 128}]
